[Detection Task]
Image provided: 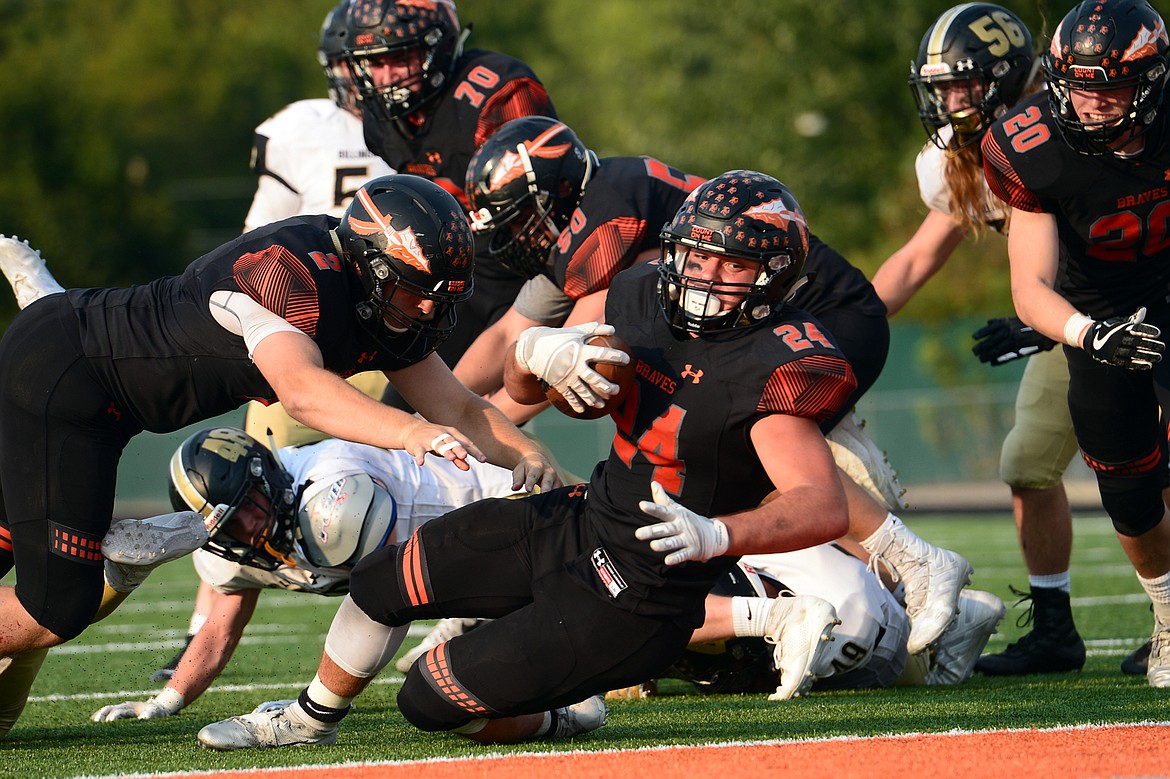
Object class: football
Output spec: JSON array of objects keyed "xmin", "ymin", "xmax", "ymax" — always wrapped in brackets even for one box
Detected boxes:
[{"xmin": 545, "ymin": 333, "xmax": 636, "ymax": 420}]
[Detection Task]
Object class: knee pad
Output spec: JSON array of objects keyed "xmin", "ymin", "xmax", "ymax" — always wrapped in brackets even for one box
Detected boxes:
[
  {"xmin": 1085, "ymin": 443, "xmax": 1169, "ymax": 536},
  {"xmin": 397, "ymin": 663, "xmax": 490, "ymax": 733},
  {"xmin": 322, "ymin": 595, "xmax": 409, "ymax": 678},
  {"xmin": 1099, "ymin": 479, "xmax": 1166, "ymax": 537}
]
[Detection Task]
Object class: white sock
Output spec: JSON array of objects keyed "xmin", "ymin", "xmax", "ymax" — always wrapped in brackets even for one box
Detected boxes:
[
  {"xmin": 306, "ymin": 674, "xmax": 353, "ymax": 711},
  {"xmin": 188, "ymin": 612, "xmax": 208, "ymax": 635},
  {"xmin": 731, "ymin": 596, "xmax": 777, "ymax": 638},
  {"xmin": 1136, "ymin": 569, "xmax": 1170, "ymax": 625},
  {"xmin": 1029, "ymin": 572, "xmax": 1071, "ymax": 593},
  {"xmin": 859, "ymin": 513, "xmax": 902, "ymax": 554},
  {"xmin": 532, "ymin": 710, "xmax": 554, "ymax": 737}
]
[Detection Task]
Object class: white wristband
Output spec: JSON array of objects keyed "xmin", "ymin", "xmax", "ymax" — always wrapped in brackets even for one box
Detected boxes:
[
  {"xmin": 152, "ymin": 687, "xmax": 185, "ymax": 715},
  {"xmin": 1063, "ymin": 313, "xmax": 1094, "ymax": 348}
]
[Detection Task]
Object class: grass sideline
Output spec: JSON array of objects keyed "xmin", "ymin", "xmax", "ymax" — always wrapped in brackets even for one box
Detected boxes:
[{"xmin": 3, "ymin": 512, "xmax": 1164, "ymax": 778}]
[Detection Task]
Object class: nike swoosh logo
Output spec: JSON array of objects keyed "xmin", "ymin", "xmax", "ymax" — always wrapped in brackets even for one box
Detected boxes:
[{"xmin": 1092, "ymin": 322, "xmax": 1128, "ymax": 351}]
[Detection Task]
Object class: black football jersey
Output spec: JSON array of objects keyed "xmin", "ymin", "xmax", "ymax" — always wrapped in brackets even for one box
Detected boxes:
[
  {"xmin": 65, "ymin": 215, "xmax": 411, "ymax": 433},
  {"xmin": 575, "ymin": 262, "xmax": 858, "ymax": 616},
  {"xmin": 551, "ymin": 156, "xmax": 705, "ymax": 300},
  {"xmin": 983, "ymin": 91, "xmax": 1170, "ymax": 319},
  {"xmin": 794, "ymin": 234, "xmax": 888, "ymax": 320},
  {"xmin": 361, "ymin": 49, "xmax": 556, "ymax": 210}
]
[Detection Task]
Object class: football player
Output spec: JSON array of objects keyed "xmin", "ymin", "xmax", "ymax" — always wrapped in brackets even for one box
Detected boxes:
[
  {"xmin": 0, "ymin": 173, "xmax": 557, "ymax": 666},
  {"xmin": 459, "ymin": 117, "xmax": 974, "ymax": 659},
  {"xmin": 174, "ymin": 1, "xmax": 399, "ymax": 686},
  {"xmin": 982, "ymin": 0, "xmax": 1170, "ymax": 687},
  {"xmin": 88, "ymin": 427, "xmax": 530, "ymax": 723},
  {"xmin": 876, "ymin": 2, "xmax": 1096, "ymax": 678},
  {"xmin": 240, "ymin": 0, "xmax": 396, "ymax": 451},
  {"xmin": 339, "ymin": 0, "xmax": 559, "ymax": 368}
]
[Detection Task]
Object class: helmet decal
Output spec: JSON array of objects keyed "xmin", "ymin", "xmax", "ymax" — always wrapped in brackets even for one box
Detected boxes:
[
  {"xmin": 743, "ymin": 199, "xmax": 809, "ymax": 232},
  {"xmin": 1123, "ymin": 19, "xmax": 1168, "ymax": 61},
  {"xmin": 488, "ymin": 122, "xmax": 574, "ymax": 192},
  {"xmin": 349, "ymin": 187, "xmax": 431, "ymax": 274}
]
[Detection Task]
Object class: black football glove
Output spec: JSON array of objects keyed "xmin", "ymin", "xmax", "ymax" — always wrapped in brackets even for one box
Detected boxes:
[
  {"xmin": 971, "ymin": 316, "xmax": 1057, "ymax": 366},
  {"xmin": 1081, "ymin": 307, "xmax": 1164, "ymax": 370}
]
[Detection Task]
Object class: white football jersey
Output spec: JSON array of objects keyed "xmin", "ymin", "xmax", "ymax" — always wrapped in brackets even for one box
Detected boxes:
[
  {"xmin": 194, "ymin": 439, "xmax": 522, "ymax": 596},
  {"xmin": 914, "ymin": 126, "xmax": 1007, "ymax": 225},
  {"xmin": 242, "ymin": 98, "xmax": 394, "ymax": 232},
  {"xmin": 741, "ymin": 545, "xmax": 909, "ymax": 687}
]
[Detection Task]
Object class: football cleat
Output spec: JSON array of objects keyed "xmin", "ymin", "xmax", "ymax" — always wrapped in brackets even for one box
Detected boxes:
[
  {"xmin": 102, "ymin": 511, "xmax": 209, "ymax": 593},
  {"xmin": 548, "ymin": 696, "xmax": 608, "ymax": 739},
  {"xmin": 764, "ymin": 594, "xmax": 840, "ymax": 700},
  {"xmin": 863, "ymin": 516, "xmax": 972, "ymax": 654},
  {"xmin": 197, "ymin": 701, "xmax": 338, "ymax": 751},
  {"xmin": 0, "ymin": 235, "xmax": 65, "ymax": 309},
  {"xmin": 826, "ymin": 410, "xmax": 907, "ymax": 512},
  {"xmin": 1122, "ymin": 639, "xmax": 1152, "ymax": 676},
  {"xmin": 926, "ymin": 589, "xmax": 1005, "ymax": 685},
  {"xmin": 1147, "ymin": 619, "xmax": 1170, "ymax": 689},
  {"xmin": 395, "ymin": 617, "xmax": 485, "ymax": 673},
  {"xmin": 974, "ymin": 586, "xmax": 1085, "ymax": 676}
]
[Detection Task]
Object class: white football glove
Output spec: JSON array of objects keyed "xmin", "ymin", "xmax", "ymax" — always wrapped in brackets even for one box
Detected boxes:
[
  {"xmin": 635, "ymin": 481, "xmax": 729, "ymax": 565},
  {"xmin": 514, "ymin": 322, "xmax": 630, "ymax": 414},
  {"xmin": 91, "ymin": 689, "xmax": 184, "ymax": 721}
]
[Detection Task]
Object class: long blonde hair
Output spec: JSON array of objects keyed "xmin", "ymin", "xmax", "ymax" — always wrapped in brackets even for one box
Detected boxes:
[{"xmin": 943, "ymin": 57, "xmax": 1045, "ymax": 236}]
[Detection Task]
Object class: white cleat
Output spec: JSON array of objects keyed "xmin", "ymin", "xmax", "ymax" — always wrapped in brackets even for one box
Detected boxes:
[
  {"xmin": 198, "ymin": 702, "xmax": 338, "ymax": 751},
  {"xmin": 926, "ymin": 589, "xmax": 1006, "ymax": 685},
  {"xmin": 1147, "ymin": 618, "xmax": 1170, "ymax": 689},
  {"xmin": 548, "ymin": 696, "xmax": 608, "ymax": 739},
  {"xmin": 102, "ymin": 511, "xmax": 209, "ymax": 593},
  {"xmin": 764, "ymin": 594, "xmax": 840, "ymax": 700},
  {"xmin": 395, "ymin": 617, "xmax": 485, "ymax": 673},
  {"xmin": 102, "ymin": 511, "xmax": 209, "ymax": 565},
  {"xmin": 826, "ymin": 410, "xmax": 907, "ymax": 512},
  {"xmin": 0, "ymin": 235, "xmax": 65, "ymax": 309},
  {"xmin": 863, "ymin": 516, "xmax": 973, "ymax": 654}
]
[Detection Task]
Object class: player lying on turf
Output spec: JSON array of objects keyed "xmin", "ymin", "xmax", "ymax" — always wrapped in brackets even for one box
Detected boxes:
[{"xmin": 89, "ymin": 426, "xmax": 536, "ymax": 722}]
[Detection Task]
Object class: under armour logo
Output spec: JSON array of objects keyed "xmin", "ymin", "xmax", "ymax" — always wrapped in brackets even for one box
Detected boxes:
[
  {"xmin": 356, "ymin": 351, "xmax": 376, "ymax": 364},
  {"xmin": 1164, "ymin": 169, "xmax": 1170, "ymax": 181},
  {"xmin": 569, "ymin": 484, "xmax": 587, "ymax": 499},
  {"xmin": 681, "ymin": 365, "xmax": 704, "ymax": 384},
  {"xmin": 426, "ymin": 151, "xmax": 442, "ymax": 165},
  {"xmin": 106, "ymin": 402, "xmax": 122, "ymax": 422}
]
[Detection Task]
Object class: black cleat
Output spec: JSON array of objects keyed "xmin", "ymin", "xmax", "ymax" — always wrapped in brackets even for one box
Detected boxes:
[
  {"xmin": 974, "ymin": 586, "xmax": 1085, "ymax": 676},
  {"xmin": 1121, "ymin": 640, "xmax": 1151, "ymax": 675}
]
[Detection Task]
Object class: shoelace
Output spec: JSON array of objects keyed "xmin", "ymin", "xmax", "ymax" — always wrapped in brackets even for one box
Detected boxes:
[
  {"xmin": 1007, "ymin": 584, "xmax": 1036, "ymax": 629},
  {"xmin": 865, "ymin": 552, "xmax": 898, "ymax": 590}
]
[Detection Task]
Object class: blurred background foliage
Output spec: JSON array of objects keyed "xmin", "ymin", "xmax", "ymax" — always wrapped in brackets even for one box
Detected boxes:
[{"xmin": 0, "ymin": 0, "xmax": 1055, "ymax": 334}]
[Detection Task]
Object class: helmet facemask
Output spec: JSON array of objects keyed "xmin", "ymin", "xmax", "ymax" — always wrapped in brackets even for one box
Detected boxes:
[
  {"xmin": 168, "ymin": 429, "xmax": 298, "ymax": 572},
  {"xmin": 1045, "ymin": 60, "xmax": 1168, "ymax": 155},
  {"xmin": 1043, "ymin": 0, "xmax": 1170, "ymax": 156},
  {"xmin": 352, "ymin": 246, "xmax": 467, "ymax": 363},
  {"xmin": 339, "ymin": 175, "xmax": 475, "ymax": 366},
  {"xmin": 469, "ymin": 144, "xmax": 566, "ymax": 278},
  {"xmin": 656, "ymin": 170, "xmax": 808, "ymax": 337},
  {"xmin": 911, "ymin": 71, "xmax": 1002, "ymax": 150},
  {"xmin": 466, "ymin": 118, "xmax": 596, "ymax": 279},
  {"xmin": 910, "ymin": 3, "xmax": 1035, "ymax": 152},
  {"xmin": 659, "ymin": 242, "xmax": 795, "ymax": 335},
  {"xmin": 319, "ymin": 1, "xmax": 359, "ymax": 114}
]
